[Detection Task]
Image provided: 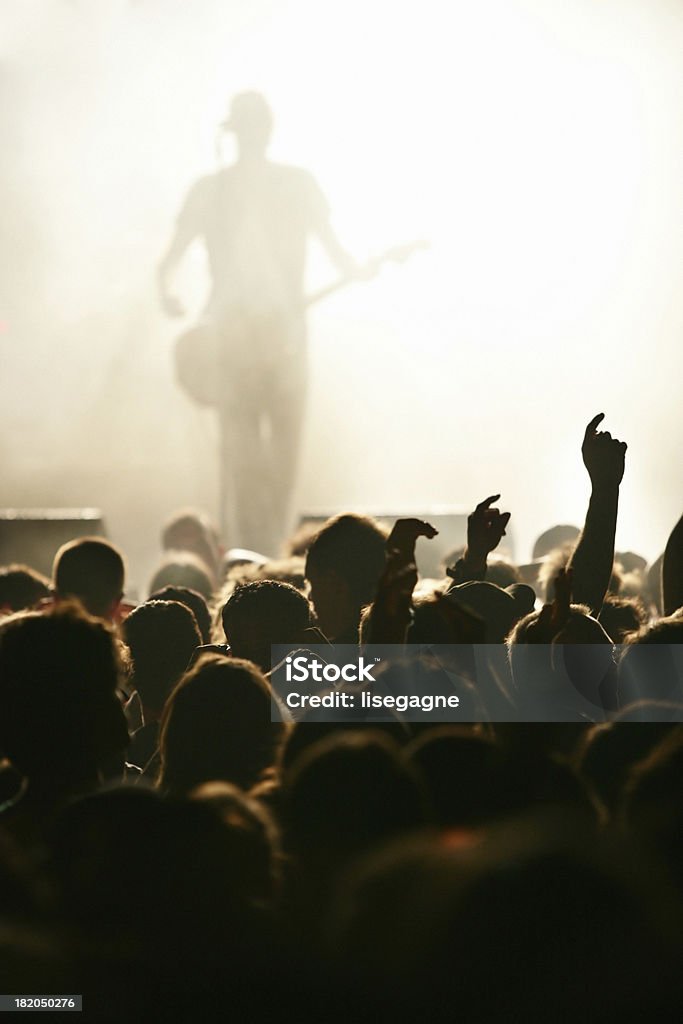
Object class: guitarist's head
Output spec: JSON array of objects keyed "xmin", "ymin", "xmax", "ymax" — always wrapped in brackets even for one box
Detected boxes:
[{"xmin": 221, "ymin": 91, "xmax": 273, "ymax": 160}]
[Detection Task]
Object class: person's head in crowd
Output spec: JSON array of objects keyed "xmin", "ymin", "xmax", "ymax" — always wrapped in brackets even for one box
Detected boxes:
[
  {"xmin": 613, "ymin": 552, "xmax": 648, "ymax": 601},
  {"xmin": 221, "ymin": 580, "xmax": 312, "ymax": 672},
  {"xmin": 483, "ymin": 558, "xmax": 522, "ymax": 589},
  {"xmin": 305, "ymin": 514, "xmax": 388, "ymax": 643},
  {"xmin": 403, "ymin": 594, "xmax": 485, "ymax": 647},
  {"xmin": 158, "ymin": 654, "xmax": 280, "ymax": 795},
  {"xmin": 279, "ymin": 717, "xmax": 412, "ymax": 790},
  {"xmin": 509, "ymin": 602, "xmax": 612, "ymax": 646},
  {"xmin": 579, "ymin": 711, "xmax": 680, "ymax": 814},
  {"xmin": 52, "ymin": 537, "xmax": 125, "ymax": 621},
  {"xmin": 282, "ymin": 732, "xmax": 428, "ymax": 886},
  {"xmin": 532, "ymin": 524, "xmax": 580, "ymax": 560},
  {"xmin": 161, "ymin": 507, "xmax": 221, "ymax": 583},
  {"xmin": 254, "ymin": 558, "xmax": 306, "ymax": 591},
  {"xmin": 149, "ymin": 585, "xmax": 212, "ymax": 644},
  {"xmin": 598, "ymin": 593, "xmax": 647, "ymax": 644},
  {"xmin": 615, "ymin": 550, "xmax": 648, "ymax": 576},
  {"xmin": 408, "ymin": 719, "xmax": 597, "ymax": 825},
  {"xmin": 122, "ymin": 600, "xmax": 201, "ymax": 720},
  {"xmin": 0, "ymin": 604, "xmax": 128, "ymax": 796},
  {"xmin": 148, "ymin": 552, "xmax": 214, "ymax": 602},
  {"xmin": 404, "ymin": 728, "xmax": 501, "ymax": 828},
  {"xmin": 622, "ymin": 726, "xmax": 683, "ymax": 884},
  {"xmin": 508, "ymin": 604, "xmax": 615, "ymax": 719},
  {"xmin": 446, "ymin": 580, "xmax": 535, "ymax": 643},
  {"xmin": 0, "ymin": 565, "xmax": 50, "ymax": 616},
  {"xmin": 49, "ymin": 787, "xmax": 272, "ymax": 966},
  {"xmin": 192, "ymin": 781, "xmax": 281, "ymax": 904},
  {"xmin": 617, "ymin": 614, "xmax": 683, "ymax": 706}
]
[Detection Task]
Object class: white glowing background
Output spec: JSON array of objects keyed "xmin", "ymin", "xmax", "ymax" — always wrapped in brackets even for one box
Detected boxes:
[{"xmin": 2, "ymin": 0, "xmax": 682, "ymax": 589}]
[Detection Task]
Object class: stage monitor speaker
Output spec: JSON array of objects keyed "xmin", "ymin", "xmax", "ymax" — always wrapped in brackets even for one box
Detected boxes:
[
  {"xmin": 0, "ymin": 509, "xmax": 107, "ymax": 578},
  {"xmin": 297, "ymin": 508, "xmax": 515, "ymax": 580}
]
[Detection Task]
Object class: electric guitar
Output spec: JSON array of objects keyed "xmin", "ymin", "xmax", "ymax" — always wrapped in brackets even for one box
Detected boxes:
[{"xmin": 173, "ymin": 240, "xmax": 428, "ymax": 408}]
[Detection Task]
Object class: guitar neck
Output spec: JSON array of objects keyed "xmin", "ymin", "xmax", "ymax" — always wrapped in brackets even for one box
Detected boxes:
[{"xmin": 304, "ymin": 241, "xmax": 428, "ymax": 309}]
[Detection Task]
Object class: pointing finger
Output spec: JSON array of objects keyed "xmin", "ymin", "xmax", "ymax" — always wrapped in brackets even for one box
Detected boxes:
[
  {"xmin": 584, "ymin": 413, "xmax": 605, "ymax": 441},
  {"xmin": 476, "ymin": 494, "xmax": 501, "ymax": 511}
]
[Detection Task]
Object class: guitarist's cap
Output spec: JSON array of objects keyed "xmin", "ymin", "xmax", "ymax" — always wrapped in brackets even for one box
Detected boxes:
[{"xmin": 221, "ymin": 91, "xmax": 273, "ymax": 132}]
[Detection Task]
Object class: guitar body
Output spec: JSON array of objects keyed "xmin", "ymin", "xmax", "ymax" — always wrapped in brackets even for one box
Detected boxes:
[
  {"xmin": 174, "ymin": 323, "xmax": 225, "ymax": 407},
  {"xmin": 174, "ymin": 312, "xmax": 300, "ymax": 408}
]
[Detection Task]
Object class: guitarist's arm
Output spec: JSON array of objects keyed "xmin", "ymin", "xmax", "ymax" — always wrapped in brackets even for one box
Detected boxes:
[
  {"xmin": 314, "ymin": 215, "xmax": 361, "ymax": 278},
  {"xmin": 158, "ymin": 179, "xmax": 207, "ymax": 318},
  {"xmin": 306, "ymin": 175, "xmax": 360, "ymax": 278}
]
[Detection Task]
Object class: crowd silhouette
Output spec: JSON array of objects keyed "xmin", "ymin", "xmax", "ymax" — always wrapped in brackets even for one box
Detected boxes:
[{"xmin": 0, "ymin": 403, "xmax": 681, "ymax": 1021}]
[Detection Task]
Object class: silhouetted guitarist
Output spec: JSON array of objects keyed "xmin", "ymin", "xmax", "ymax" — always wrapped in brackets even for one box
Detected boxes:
[{"xmin": 158, "ymin": 91, "xmax": 358, "ymax": 553}]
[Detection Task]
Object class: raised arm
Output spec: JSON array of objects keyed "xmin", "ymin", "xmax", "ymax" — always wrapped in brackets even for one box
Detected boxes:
[
  {"xmin": 367, "ymin": 518, "xmax": 437, "ymax": 644},
  {"xmin": 662, "ymin": 513, "xmax": 683, "ymax": 617},
  {"xmin": 567, "ymin": 413, "xmax": 627, "ymax": 616}
]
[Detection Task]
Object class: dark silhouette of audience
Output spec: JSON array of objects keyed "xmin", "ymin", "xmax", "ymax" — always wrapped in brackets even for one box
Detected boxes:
[{"xmin": 0, "ymin": 400, "xmax": 681, "ymax": 1019}]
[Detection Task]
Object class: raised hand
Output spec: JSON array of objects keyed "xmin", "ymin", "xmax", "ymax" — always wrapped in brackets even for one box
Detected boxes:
[
  {"xmin": 467, "ymin": 495, "xmax": 511, "ymax": 559},
  {"xmin": 446, "ymin": 496, "xmax": 510, "ymax": 585},
  {"xmin": 367, "ymin": 520, "xmax": 437, "ymax": 644},
  {"xmin": 582, "ymin": 413, "xmax": 627, "ymax": 489},
  {"xmin": 387, "ymin": 518, "xmax": 438, "ymax": 562}
]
